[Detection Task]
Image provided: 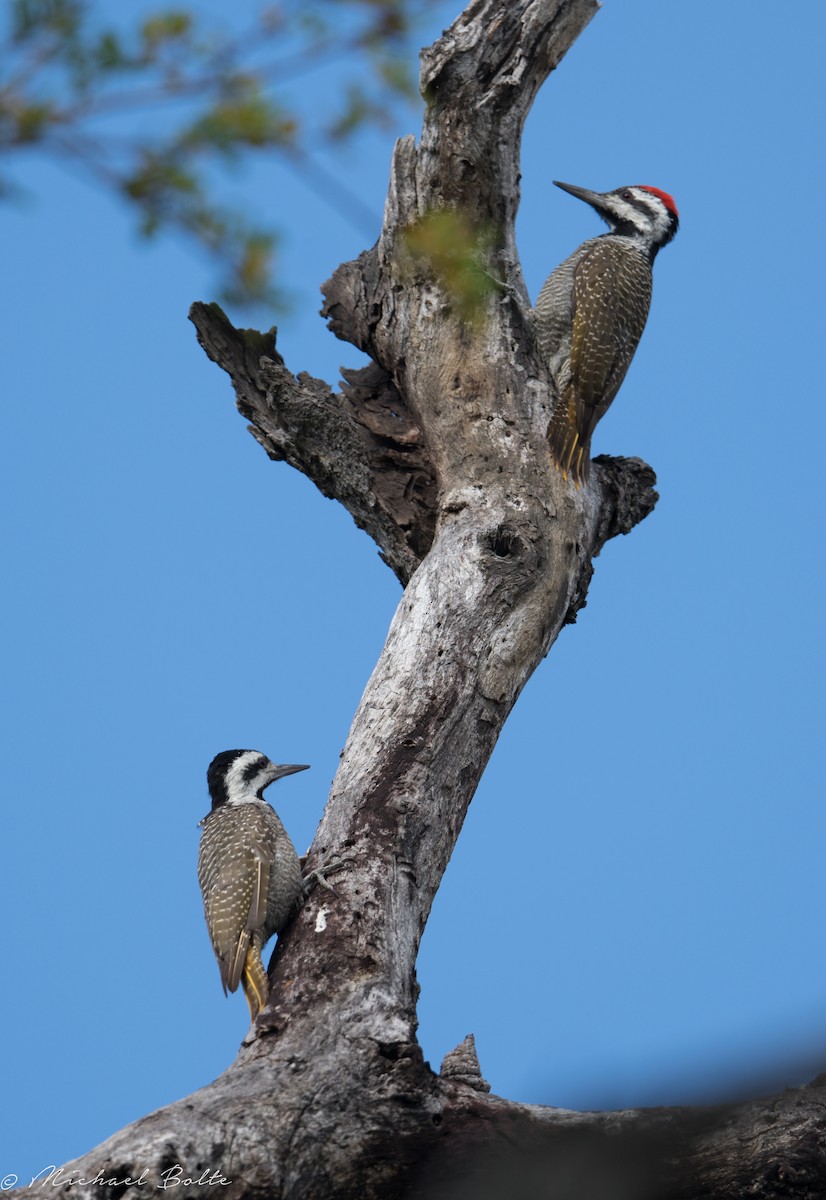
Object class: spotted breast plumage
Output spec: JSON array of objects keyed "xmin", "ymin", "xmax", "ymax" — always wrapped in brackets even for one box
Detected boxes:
[
  {"xmin": 535, "ymin": 181, "xmax": 679, "ymax": 484},
  {"xmin": 197, "ymin": 749, "xmax": 307, "ymax": 1020}
]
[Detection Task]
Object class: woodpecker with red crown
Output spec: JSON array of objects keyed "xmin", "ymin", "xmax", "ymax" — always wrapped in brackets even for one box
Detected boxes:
[{"xmin": 535, "ymin": 181, "xmax": 679, "ymax": 485}]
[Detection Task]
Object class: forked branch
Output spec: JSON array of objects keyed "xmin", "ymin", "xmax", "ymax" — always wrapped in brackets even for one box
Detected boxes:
[{"xmin": 23, "ymin": 3, "xmax": 823, "ymax": 1198}]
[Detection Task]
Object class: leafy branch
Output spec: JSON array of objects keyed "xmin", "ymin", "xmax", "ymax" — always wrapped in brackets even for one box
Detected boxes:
[{"xmin": 0, "ymin": 0, "xmax": 436, "ymax": 307}]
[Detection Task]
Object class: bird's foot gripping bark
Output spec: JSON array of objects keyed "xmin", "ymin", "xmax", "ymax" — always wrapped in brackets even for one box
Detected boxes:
[{"xmin": 300, "ymin": 856, "xmax": 345, "ymax": 896}]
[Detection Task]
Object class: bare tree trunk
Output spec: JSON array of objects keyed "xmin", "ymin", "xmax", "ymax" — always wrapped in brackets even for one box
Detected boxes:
[{"xmin": 25, "ymin": 2, "xmax": 826, "ymax": 1197}]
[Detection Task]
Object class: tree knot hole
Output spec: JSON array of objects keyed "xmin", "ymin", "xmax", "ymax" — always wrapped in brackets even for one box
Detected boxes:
[{"xmin": 486, "ymin": 524, "xmax": 519, "ymax": 558}]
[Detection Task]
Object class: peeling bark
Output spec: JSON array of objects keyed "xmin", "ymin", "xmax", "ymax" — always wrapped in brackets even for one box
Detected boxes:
[
  {"xmin": 189, "ymin": 307, "xmax": 435, "ymax": 583},
  {"xmin": 27, "ymin": 1, "xmax": 826, "ymax": 1197}
]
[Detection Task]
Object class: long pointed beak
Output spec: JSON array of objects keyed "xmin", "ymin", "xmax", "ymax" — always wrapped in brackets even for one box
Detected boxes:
[
  {"xmin": 272, "ymin": 763, "xmax": 310, "ymax": 781},
  {"xmin": 553, "ymin": 180, "xmax": 607, "ymax": 211}
]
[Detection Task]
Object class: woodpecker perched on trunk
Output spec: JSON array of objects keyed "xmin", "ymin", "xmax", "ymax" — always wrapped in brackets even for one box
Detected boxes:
[
  {"xmin": 197, "ymin": 749, "xmax": 307, "ymax": 1020},
  {"xmin": 535, "ymin": 181, "xmax": 679, "ymax": 485}
]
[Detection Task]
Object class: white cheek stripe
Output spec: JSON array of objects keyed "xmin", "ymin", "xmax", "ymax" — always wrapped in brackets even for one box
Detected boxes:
[
  {"xmin": 612, "ymin": 191, "xmax": 671, "ymax": 241},
  {"xmin": 225, "ymin": 751, "xmax": 265, "ymax": 805},
  {"xmin": 610, "ymin": 197, "xmax": 644, "ymax": 227},
  {"xmin": 635, "ymin": 191, "xmax": 671, "ymax": 239}
]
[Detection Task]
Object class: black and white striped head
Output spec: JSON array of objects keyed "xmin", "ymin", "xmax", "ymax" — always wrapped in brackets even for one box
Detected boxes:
[
  {"xmin": 554, "ymin": 180, "xmax": 679, "ymax": 257},
  {"xmin": 206, "ymin": 749, "xmax": 309, "ymax": 809}
]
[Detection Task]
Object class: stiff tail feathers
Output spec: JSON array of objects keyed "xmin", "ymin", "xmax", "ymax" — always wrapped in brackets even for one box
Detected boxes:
[
  {"xmin": 241, "ymin": 942, "xmax": 270, "ymax": 1020},
  {"xmin": 547, "ymin": 395, "xmax": 590, "ymax": 486}
]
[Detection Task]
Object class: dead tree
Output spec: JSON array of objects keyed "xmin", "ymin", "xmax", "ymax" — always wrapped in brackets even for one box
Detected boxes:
[{"xmin": 29, "ymin": 1, "xmax": 826, "ymax": 1196}]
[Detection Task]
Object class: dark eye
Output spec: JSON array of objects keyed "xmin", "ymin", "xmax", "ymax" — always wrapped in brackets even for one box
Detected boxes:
[{"xmin": 621, "ymin": 189, "xmax": 633, "ymax": 201}]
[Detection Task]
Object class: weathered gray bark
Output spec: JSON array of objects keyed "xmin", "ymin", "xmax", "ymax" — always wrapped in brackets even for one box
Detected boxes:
[{"xmin": 25, "ymin": 1, "xmax": 826, "ymax": 1197}]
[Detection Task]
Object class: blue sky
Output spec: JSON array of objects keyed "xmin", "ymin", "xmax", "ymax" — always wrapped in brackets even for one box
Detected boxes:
[{"xmin": 3, "ymin": 0, "xmax": 826, "ymax": 1182}]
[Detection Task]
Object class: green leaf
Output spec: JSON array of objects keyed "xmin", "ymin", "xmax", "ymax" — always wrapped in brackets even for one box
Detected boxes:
[
  {"xmin": 376, "ymin": 56, "xmax": 417, "ymax": 99},
  {"xmin": 96, "ymin": 31, "xmax": 127, "ymax": 70},
  {"xmin": 10, "ymin": 101, "xmax": 58, "ymax": 143},
  {"xmin": 403, "ymin": 209, "xmax": 500, "ymax": 326},
  {"xmin": 179, "ymin": 94, "xmax": 297, "ymax": 154},
  {"xmin": 140, "ymin": 11, "xmax": 192, "ymax": 52},
  {"xmin": 11, "ymin": 0, "xmax": 82, "ymax": 43},
  {"xmin": 235, "ymin": 232, "xmax": 275, "ymax": 303},
  {"xmin": 123, "ymin": 154, "xmax": 199, "ymax": 207}
]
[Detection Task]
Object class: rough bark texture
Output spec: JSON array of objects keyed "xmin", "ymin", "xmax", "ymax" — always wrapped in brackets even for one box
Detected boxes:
[{"xmin": 26, "ymin": 1, "xmax": 826, "ymax": 1197}]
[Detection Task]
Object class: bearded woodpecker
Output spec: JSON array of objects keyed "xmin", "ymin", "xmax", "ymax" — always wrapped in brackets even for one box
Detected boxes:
[
  {"xmin": 535, "ymin": 180, "xmax": 679, "ymax": 485},
  {"xmin": 197, "ymin": 749, "xmax": 307, "ymax": 1020}
]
